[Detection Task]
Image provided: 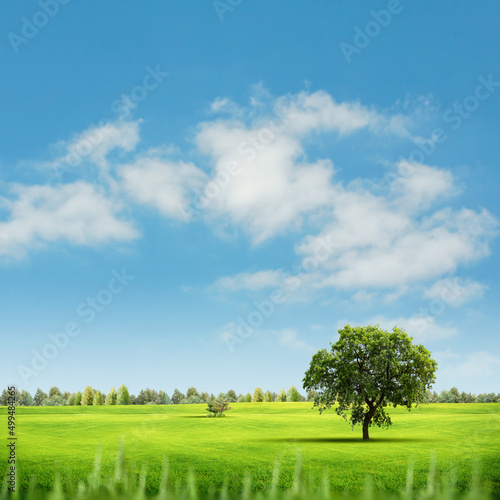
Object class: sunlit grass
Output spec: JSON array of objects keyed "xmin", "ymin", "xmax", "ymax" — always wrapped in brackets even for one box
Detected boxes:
[{"xmin": 1, "ymin": 403, "xmax": 499, "ymax": 495}]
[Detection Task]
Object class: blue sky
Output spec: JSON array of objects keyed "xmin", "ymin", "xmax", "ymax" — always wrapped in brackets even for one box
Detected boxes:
[{"xmin": 1, "ymin": 1, "xmax": 499, "ymax": 396}]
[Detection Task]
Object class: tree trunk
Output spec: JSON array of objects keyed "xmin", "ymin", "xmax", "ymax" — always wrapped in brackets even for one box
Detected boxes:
[
  {"xmin": 362, "ymin": 417, "xmax": 370, "ymax": 440},
  {"xmin": 363, "ymin": 396, "xmax": 384, "ymax": 441}
]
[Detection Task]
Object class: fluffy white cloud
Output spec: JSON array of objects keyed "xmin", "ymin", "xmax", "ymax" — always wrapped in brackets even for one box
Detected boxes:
[
  {"xmin": 210, "ymin": 161, "xmax": 496, "ymax": 297},
  {"xmin": 118, "ymin": 152, "xmax": 208, "ymax": 221},
  {"xmin": 296, "ymin": 169, "xmax": 497, "ymax": 289},
  {"xmin": 197, "ymin": 97, "xmax": 496, "ymax": 296},
  {"xmin": 6, "ymin": 89, "xmax": 497, "ymax": 285},
  {"xmin": 195, "ymin": 90, "xmax": 416, "ymax": 244},
  {"xmin": 0, "ymin": 182, "xmax": 138, "ymax": 259},
  {"xmin": 196, "ymin": 120, "xmax": 336, "ymax": 243}
]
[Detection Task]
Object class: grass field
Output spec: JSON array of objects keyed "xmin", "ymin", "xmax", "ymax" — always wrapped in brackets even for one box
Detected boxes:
[{"xmin": 1, "ymin": 403, "xmax": 499, "ymax": 495}]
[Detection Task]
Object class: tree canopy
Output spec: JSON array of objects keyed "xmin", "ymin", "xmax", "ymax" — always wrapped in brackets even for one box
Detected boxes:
[
  {"xmin": 252, "ymin": 387, "xmax": 264, "ymax": 402},
  {"xmin": 277, "ymin": 388, "xmax": 287, "ymax": 402},
  {"xmin": 287, "ymin": 386, "xmax": 299, "ymax": 402},
  {"xmin": 117, "ymin": 385, "xmax": 130, "ymax": 405},
  {"xmin": 81, "ymin": 386, "xmax": 94, "ymax": 406},
  {"xmin": 105, "ymin": 387, "xmax": 117, "ymax": 405},
  {"xmin": 303, "ymin": 324, "xmax": 437, "ymax": 440}
]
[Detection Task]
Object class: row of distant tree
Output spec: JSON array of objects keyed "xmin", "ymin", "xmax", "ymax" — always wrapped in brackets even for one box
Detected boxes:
[
  {"xmin": 2, "ymin": 385, "xmax": 499, "ymax": 407},
  {"xmin": 0, "ymin": 385, "xmax": 309, "ymax": 406},
  {"xmin": 423, "ymin": 387, "xmax": 500, "ymax": 403}
]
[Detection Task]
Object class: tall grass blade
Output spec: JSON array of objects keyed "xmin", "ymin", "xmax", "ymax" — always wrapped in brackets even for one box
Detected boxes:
[{"xmin": 89, "ymin": 445, "xmax": 102, "ymax": 492}]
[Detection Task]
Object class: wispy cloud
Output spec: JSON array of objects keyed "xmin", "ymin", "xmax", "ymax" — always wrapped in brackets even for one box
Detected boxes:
[
  {"xmin": 213, "ymin": 270, "xmax": 287, "ymax": 292},
  {"xmin": 274, "ymin": 329, "xmax": 314, "ymax": 351},
  {"xmin": 44, "ymin": 120, "xmax": 141, "ymax": 177},
  {"xmin": 363, "ymin": 314, "xmax": 458, "ymax": 342},
  {"xmin": 423, "ymin": 278, "xmax": 486, "ymax": 307}
]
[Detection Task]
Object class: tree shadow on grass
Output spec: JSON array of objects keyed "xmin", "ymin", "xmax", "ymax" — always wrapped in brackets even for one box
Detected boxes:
[{"xmin": 261, "ymin": 437, "xmax": 439, "ymax": 444}]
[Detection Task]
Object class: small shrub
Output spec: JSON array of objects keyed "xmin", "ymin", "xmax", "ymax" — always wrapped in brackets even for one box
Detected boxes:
[{"xmin": 206, "ymin": 397, "xmax": 231, "ymax": 417}]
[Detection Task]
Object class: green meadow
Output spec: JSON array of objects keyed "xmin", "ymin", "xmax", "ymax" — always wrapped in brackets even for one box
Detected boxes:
[{"xmin": 2, "ymin": 403, "xmax": 499, "ymax": 495}]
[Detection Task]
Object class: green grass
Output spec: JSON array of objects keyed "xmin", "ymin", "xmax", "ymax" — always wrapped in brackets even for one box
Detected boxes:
[{"xmin": 1, "ymin": 403, "xmax": 499, "ymax": 495}]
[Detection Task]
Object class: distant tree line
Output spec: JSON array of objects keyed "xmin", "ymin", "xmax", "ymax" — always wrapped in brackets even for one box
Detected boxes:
[
  {"xmin": 423, "ymin": 387, "xmax": 500, "ymax": 403},
  {"xmin": 1, "ymin": 385, "xmax": 498, "ymax": 406},
  {"xmin": 0, "ymin": 385, "xmax": 309, "ymax": 406}
]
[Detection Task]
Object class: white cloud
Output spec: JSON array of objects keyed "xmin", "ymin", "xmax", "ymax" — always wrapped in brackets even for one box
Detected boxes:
[
  {"xmin": 196, "ymin": 119, "xmax": 336, "ymax": 243},
  {"xmin": 210, "ymin": 161, "xmax": 496, "ymax": 298},
  {"xmin": 296, "ymin": 177, "xmax": 497, "ymax": 289},
  {"xmin": 214, "ymin": 269, "xmax": 286, "ymax": 291},
  {"xmin": 199, "ymin": 92, "xmax": 496, "ymax": 294},
  {"xmin": 5, "ymin": 89, "xmax": 497, "ymax": 285},
  {"xmin": 275, "ymin": 329, "xmax": 314, "ymax": 351},
  {"xmin": 199, "ymin": 93, "xmax": 496, "ymax": 297},
  {"xmin": 118, "ymin": 152, "xmax": 208, "ymax": 221},
  {"xmin": 390, "ymin": 161, "xmax": 457, "ymax": 212},
  {"xmin": 209, "ymin": 97, "xmax": 242, "ymax": 115},
  {"xmin": 274, "ymin": 90, "xmax": 411, "ymax": 137},
  {"xmin": 195, "ymin": 90, "xmax": 418, "ymax": 244},
  {"xmin": 0, "ymin": 182, "xmax": 138, "ymax": 259},
  {"xmin": 46, "ymin": 120, "xmax": 141, "ymax": 175},
  {"xmin": 423, "ymin": 277, "xmax": 486, "ymax": 307}
]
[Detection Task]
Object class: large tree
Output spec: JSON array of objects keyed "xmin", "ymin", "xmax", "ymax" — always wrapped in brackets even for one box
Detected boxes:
[{"xmin": 303, "ymin": 325, "xmax": 437, "ymax": 440}]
